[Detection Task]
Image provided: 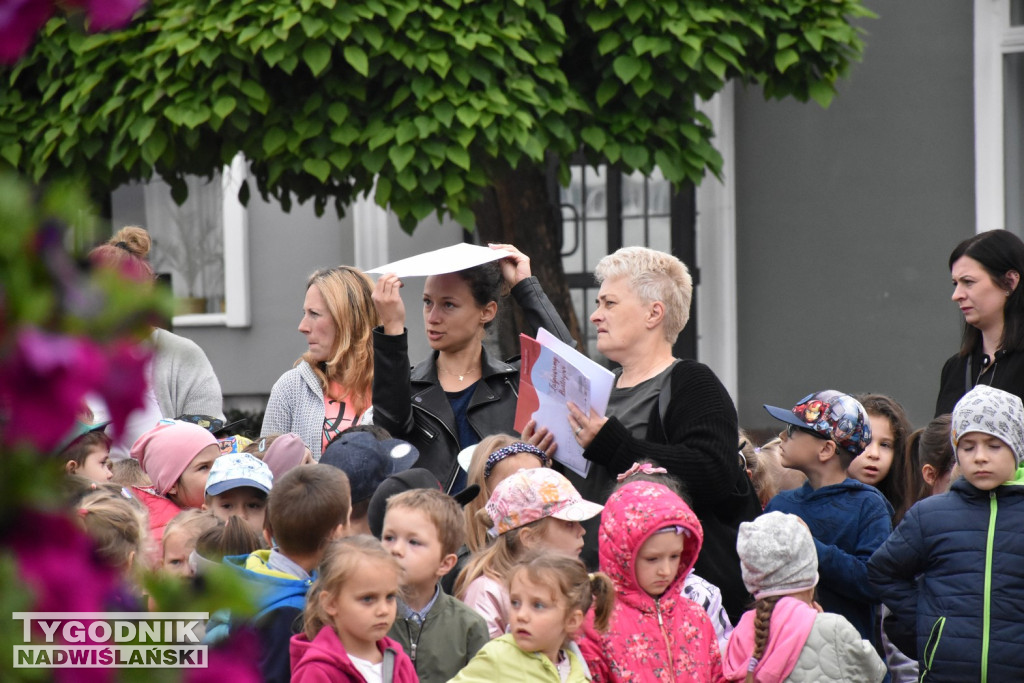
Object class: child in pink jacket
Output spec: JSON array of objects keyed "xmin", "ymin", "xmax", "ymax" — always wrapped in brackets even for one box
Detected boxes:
[{"xmin": 578, "ymin": 481, "xmax": 723, "ymax": 682}]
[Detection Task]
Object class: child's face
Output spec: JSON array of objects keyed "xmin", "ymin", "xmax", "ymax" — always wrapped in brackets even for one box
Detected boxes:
[
  {"xmin": 206, "ymin": 486, "xmax": 268, "ymax": 534},
  {"xmin": 956, "ymin": 432, "xmax": 1018, "ymax": 491},
  {"xmin": 76, "ymin": 446, "xmax": 113, "ymax": 483},
  {"xmin": 635, "ymin": 530, "xmax": 685, "ymax": 597},
  {"xmin": 524, "ymin": 518, "xmax": 585, "ymax": 558},
  {"xmin": 169, "ymin": 445, "xmax": 221, "ymax": 509},
  {"xmin": 778, "ymin": 426, "xmax": 829, "ymax": 473},
  {"xmin": 320, "ymin": 559, "xmax": 399, "ymax": 659},
  {"xmin": 509, "ymin": 570, "xmax": 581, "ymax": 665},
  {"xmin": 381, "ymin": 506, "xmax": 448, "ymax": 591},
  {"xmin": 847, "ymin": 414, "xmax": 894, "ymax": 487},
  {"xmin": 162, "ymin": 530, "xmax": 194, "ymax": 577}
]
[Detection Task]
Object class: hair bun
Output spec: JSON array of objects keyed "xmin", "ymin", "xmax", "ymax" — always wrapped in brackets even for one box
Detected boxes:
[{"xmin": 108, "ymin": 226, "xmax": 152, "ymax": 259}]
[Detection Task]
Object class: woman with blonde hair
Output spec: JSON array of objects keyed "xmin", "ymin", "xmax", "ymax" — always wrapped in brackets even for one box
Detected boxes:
[
  {"xmin": 261, "ymin": 266, "xmax": 378, "ymax": 460},
  {"xmin": 537, "ymin": 246, "xmax": 760, "ymax": 622}
]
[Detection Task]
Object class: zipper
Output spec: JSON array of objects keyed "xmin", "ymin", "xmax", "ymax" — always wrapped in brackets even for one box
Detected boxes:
[
  {"xmin": 654, "ymin": 600, "xmax": 676, "ymax": 683},
  {"xmin": 982, "ymin": 491, "xmax": 997, "ymax": 683},
  {"xmin": 411, "ymin": 403, "xmax": 463, "ymax": 493}
]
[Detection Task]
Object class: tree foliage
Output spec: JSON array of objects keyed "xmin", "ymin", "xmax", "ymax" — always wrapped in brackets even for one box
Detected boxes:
[{"xmin": 0, "ymin": 0, "xmax": 873, "ymax": 230}]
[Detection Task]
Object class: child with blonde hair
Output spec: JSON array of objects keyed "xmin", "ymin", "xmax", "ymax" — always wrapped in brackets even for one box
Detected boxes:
[
  {"xmin": 723, "ymin": 512, "xmax": 885, "ymax": 682},
  {"xmin": 75, "ymin": 485, "xmax": 151, "ymax": 608},
  {"xmin": 452, "ymin": 553, "xmax": 615, "ymax": 682},
  {"xmin": 161, "ymin": 509, "xmax": 219, "ymax": 577},
  {"xmin": 455, "ymin": 467, "xmax": 602, "ymax": 639},
  {"xmin": 290, "ymin": 536, "xmax": 417, "ymax": 682}
]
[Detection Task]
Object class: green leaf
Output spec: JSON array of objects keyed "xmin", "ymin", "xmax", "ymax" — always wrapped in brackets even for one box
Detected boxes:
[
  {"xmin": 776, "ymin": 33, "xmax": 798, "ymax": 50},
  {"xmin": 263, "ymin": 127, "xmax": 288, "ymax": 155},
  {"xmin": 213, "ymin": 96, "xmax": 237, "ymax": 119},
  {"xmin": 447, "ymin": 146, "xmax": 470, "ymax": 170},
  {"xmin": 455, "ymin": 106, "xmax": 481, "ymax": 127},
  {"xmin": 303, "ymin": 42, "xmax": 332, "ymax": 77},
  {"xmin": 395, "ymin": 121, "xmax": 418, "ymax": 145},
  {"xmin": 809, "ymin": 79, "xmax": 835, "ymax": 108},
  {"xmin": 612, "ymin": 55, "xmax": 643, "ymax": 84},
  {"xmin": 328, "ymin": 103, "xmax": 349, "ymax": 125},
  {"xmin": 329, "ymin": 149, "xmax": 352, "ymax": 170},
  {"xmin": 804, "ymin": 30, "xmax": 824, "ymax": 52},
  {"xmin": 580, "ymin": 126, "xmax": 606, "ymax": 151},
  {"xmin": 596, "ymin": 80, "xmax": 619, "ymax": 107},
  {"xmin": 1, "ymin": 143, "xmax": 21, "ymax": 166},
  {"xmin": 774, "ymin": 49, "xmax": 799, "ymax": 74},
  {"xmin": 389, "ymin": 144, "xmax": 415, "ymax": 172},
  {"xmin": 621, "ymin": 145, "xmax": 649, "ymax": 169},
  {"xmin": 303, "ymin": 158, "xmax": 331, "ymax": 182},
  {"xmin": 344, "ymin": 45, "xmax": 369, "ymax": 76}
]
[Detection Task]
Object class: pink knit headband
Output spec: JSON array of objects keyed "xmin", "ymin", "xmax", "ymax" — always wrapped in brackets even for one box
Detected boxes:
[{"xmin": 130, "ymin": 420, "xmax": 217, "ymax": 494}]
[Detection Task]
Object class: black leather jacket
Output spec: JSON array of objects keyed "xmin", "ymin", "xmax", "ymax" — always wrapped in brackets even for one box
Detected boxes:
[{"xmin": 371, "ymin": 276, "xmax": 573, "ymax": 491}]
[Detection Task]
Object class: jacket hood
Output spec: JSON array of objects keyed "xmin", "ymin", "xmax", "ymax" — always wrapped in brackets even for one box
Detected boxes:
[
  {"xmin": 723, "ymin": 596, "xmax": 817, "ymax": 681},
  {"xmin": 598, "ymin": 481, "xmax": 703, "ymax": 611},
  {"xmin": 290, "ymin": 627, "xmax": 356, "ymax": 679},
  {"xmin": 224, "ymin": 549, "xmax": 313, "ymax": 620}
]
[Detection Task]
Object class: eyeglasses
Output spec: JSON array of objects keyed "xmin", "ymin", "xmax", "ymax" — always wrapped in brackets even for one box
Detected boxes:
[{"xmin": 786, "ymin": 424, "xmax": 828, "ymax": 440}]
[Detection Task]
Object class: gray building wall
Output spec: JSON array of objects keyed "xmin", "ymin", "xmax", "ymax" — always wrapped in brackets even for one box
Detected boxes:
[{"xmin": 733, "ymin": 0, "xmax": 974, "ymax": 429}]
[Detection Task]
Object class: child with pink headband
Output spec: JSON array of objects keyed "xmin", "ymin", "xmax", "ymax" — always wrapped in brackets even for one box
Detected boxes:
[{"xmin": 129, "ymin": 419, "xmax": 222, "ymax": 552}]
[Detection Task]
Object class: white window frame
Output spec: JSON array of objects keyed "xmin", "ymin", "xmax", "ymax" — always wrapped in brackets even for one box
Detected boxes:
[
  {"xmin": 168, "ymin": 153, "xmax": 251, "ymax": 328},
  {"xmin": 975, "ymin": 0, "xmax": 1024, "ymax": 233}
]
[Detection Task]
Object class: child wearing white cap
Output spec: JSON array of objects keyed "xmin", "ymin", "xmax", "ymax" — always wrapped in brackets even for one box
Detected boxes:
[
  {"xmin": 203, "ymin": 452, "xmax": 273, "ymax": 535},
  {"xmin": 869, "ymin": 384, "xmax": 1024, "ymax": 682},
  {"xmin": 723, "ymin": 512, "xmax": 885, "ymax": 682}
]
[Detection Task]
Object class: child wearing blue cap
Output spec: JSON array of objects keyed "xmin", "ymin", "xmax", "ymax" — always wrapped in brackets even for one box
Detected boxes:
[
  {"xmin": 203, "ymin": 452, "xmax": 274, "ymax": 535},
  {"xmin": 762, "ymin": 390, "xmax": 893, "ymax": 653}
]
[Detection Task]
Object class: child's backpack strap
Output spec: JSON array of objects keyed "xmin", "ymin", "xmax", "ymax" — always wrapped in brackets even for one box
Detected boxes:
[
  {"xmin": 658, "ymin": 359, "xmax": 682, "ymax": 441},
  {"xmin": 382, "ymin": 647, "xmax": 396, "ymax": 683}
]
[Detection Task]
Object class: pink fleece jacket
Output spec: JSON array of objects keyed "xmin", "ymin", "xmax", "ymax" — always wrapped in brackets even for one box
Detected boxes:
[
  {"xmin": 578, "ymin": 482, "xmax": 724, "ymax": 683},
  {"xmin": 722, "ymin": 597, "xmax": 817, "ymax": 682},
  {"xmin": 289, "ymin": 626, "xmax": 417, "ymax": 683}
]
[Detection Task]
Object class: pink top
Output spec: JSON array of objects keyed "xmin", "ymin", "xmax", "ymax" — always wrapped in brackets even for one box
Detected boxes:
[
  {"xmin": 722, "ymin": 597, "xmax": 817, "ymax": 682},
  {"xmin": 462, "ymin": 575, "xmax": 508, "ymax": 639}
]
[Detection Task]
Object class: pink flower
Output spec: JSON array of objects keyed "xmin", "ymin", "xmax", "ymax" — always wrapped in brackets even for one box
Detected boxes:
[
  {"xmin": 0, "ymin": 327, "xmax": 108, "ymax": 452},
  {"xmin": 186, "ymin": 628, "xmax": 261, "ymax": 683},
  {"xmin": 95, "ymin": 340, "xmax": 151, "ymax": 441},
  {"xmin": 0, "ymin": 0, "xmax": 53, "ymax": 64},
  {"xmin": 66, "ymin": 0, "xmax": 145, "ymax": 31},
  {"xmin": 6, "ymin": 509, "xmax": 117, "ymax": 615}
]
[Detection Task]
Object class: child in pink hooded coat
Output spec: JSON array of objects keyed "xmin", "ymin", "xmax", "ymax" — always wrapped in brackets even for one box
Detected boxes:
[{"xmin": 578, "ymin": 481, "xmax": 723, "ymax": 682}]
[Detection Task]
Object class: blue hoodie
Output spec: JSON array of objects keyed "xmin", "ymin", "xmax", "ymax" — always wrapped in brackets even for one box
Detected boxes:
[
  {"xmin": 224, "ymin": 549, "xmax": 314, "ymax": 683},
  {"xmin": 765, "ymin": 477, "xmax": 893, "ymax": 648}
]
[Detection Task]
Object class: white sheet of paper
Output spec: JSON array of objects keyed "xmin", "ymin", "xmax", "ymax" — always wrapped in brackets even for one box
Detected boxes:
[
  {"xmin": 536, "ymin": 328, "xmax": 615, "ymax": 415},
  {"xmin": 366, "ymin": 243, "xmax": 507, "ymax": 277}
]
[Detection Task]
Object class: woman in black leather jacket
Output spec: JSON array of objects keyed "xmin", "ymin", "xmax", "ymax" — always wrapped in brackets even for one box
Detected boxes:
[{"xmin": 370, "ymin": 244, "xmax": 572, "ymax": 493}]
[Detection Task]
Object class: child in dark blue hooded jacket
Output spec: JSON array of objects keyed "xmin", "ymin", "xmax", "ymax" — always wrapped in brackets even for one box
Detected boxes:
[{"xmin": 869, "ymin": 385, "xmax": 1024, "ymax": 682}]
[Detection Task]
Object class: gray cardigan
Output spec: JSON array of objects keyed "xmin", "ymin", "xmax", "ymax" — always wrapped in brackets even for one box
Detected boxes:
[{"xmin": 260, "ymin": 360, "xmax": 326, "ymax": 460}]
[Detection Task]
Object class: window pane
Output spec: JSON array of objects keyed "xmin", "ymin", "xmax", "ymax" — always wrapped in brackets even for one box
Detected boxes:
[
  {"xmin": 1012, "ymin": 0, "xmax": 1024, "ymax": 26},
  {"xmin": 1006, "ymin": 52, "xmax": 1024, "ymax": 232},
  {"xmin": 144, "ymin": 175, "xmax": 225, "ymax": 314}
]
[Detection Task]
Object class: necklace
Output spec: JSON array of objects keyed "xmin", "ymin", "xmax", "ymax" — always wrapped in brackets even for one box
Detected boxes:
[{"xmin": 438, "ymin": 362, "xmax": 479, "ymax": 382}]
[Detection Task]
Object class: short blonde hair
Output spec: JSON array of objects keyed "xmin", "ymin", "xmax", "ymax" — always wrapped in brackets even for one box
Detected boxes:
[
  {"xmin": 76, "ymin": 487, "xmax": 150, "ymax": 572},
  {"xmin": 464, "ymin": 433, "xmax": 519, "ymax": 552},
  {"xmin": 594, "ymin": 247, "xmax": 692, "ymax": 344}
]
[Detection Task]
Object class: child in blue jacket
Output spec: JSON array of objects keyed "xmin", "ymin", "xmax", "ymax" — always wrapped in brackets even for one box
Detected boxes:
[{"xmin": 869, "ymin": 385, "xmax": 1024, "ymax": 682}]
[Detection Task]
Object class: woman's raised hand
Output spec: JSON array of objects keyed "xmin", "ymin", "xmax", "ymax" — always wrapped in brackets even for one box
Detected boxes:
[
  {"xmin": 489, "ymin": 243, "xmax": 532, "ymax": 287},
  {"xmin": 372, "ymin": 273, "xmax": 406, "ymax": 335}
]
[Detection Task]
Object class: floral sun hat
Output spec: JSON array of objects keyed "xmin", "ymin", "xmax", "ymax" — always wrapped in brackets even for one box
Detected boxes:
[{"xmin": 485, "ymin": 467, "xmax": 603, "ymax": 536}]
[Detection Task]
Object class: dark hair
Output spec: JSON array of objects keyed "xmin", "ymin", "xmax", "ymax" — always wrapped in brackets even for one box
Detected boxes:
[
  {"xmin": 62, "ymin": 431, "xmax": 112, "ymax": 467},
  {"xmin": 267, "ymin": 465, "xmax": 351, "ymax": 556},
  {"xmin": 337, "ymin": 423, "xmax": 393, "ymax": 441},
  {"xmin": 949, "ymin": 230, "xmax": 1024, "ymax": 355},
  {"xmin": 903, "ymin": 415, "xmax": 955, "ymax": 515},
  {"xmin": 455, "ymin": 261, "xmax": 504, "ymax": 316},
  {"xmin": 856, "ymin": 394, "xmax": 913, "ymax": 523}
]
